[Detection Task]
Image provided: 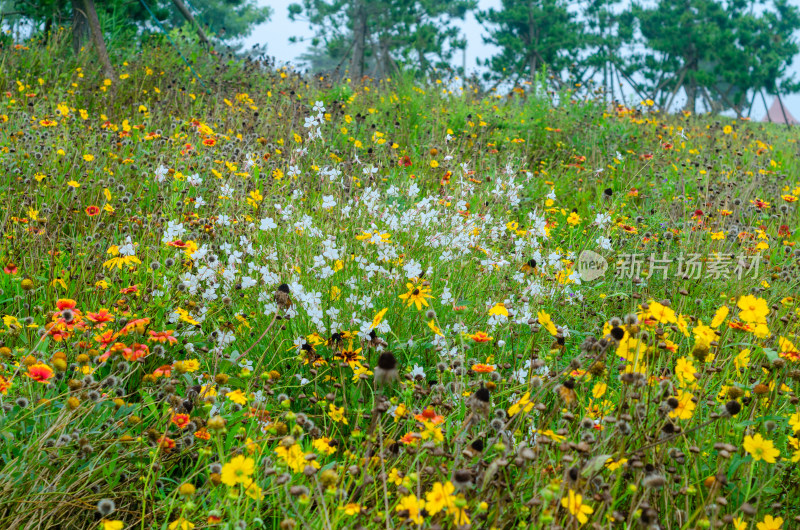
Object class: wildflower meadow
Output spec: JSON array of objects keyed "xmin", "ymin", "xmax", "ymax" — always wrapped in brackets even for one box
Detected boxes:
[{"xmin": 1, "ymin": 29, "xmax": 800, "ymax": 530}]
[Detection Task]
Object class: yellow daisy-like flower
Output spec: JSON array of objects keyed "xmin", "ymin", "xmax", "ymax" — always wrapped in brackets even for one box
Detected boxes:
[
  {"xmin": 743, "ymin": 433, "xmax": 780, "ymax": 463},
  {"xmin": 756, "ymin": 515, "xmax": 783, "ymax": 530},
  {"xmin": 561, "ymin": 489, "xmax": 593, "ymax": 525},
  {"xmin": 737, "ymin": 295, "xmax": 769, "ymax": 323},
  {"xmin": 220, "ymin": 455, "xmax": 255, "ymax": 486},
  {"xmin": 398, "ymin": 282, "xmax": 434, "ymax": 310}
]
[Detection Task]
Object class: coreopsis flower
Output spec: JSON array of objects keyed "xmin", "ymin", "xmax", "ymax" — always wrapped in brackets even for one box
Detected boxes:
[
  {"xmin": 561, "ymin": 489, "xmax": 593, "ymax": 525},
  {"xmin": 488, "ymin": 303, "xmax": 509, "ymax": 317},
  {"xmin": 396, "ymin": 494, "xmax": 425, "ymax": 524},
  {"xmin": 339, "ymin": 503, "xmax": 361, "ymax": 516},
  {"xmin": 226, "ymin": 389, "xmax": 247, "ymax": 405},
  {"xmin": 425, "ymin": 481, "xmax": 455, "ymax": 515},
  {"xmin": 537, "ymin": 310, "xmax": 558, "ymax": 335},
  {"xmin": 756, "ymin": 515, "xmax": 783, "ymax": 530},
  {"xmin": 508, "ymin": 392, "xmax": 534, "ymax": 417},
  {"xmin": 220, "ymin": 455, "xmax": 255, "ymax": 486},
  {"xmin": 737, "ymin": 295, "xmax": 769, "ymax": 323},
  {"xmin": 328, "ymin": 404, "xmax": 348, "ymax": 424},
  {"xmin": 743, "ymin": 433, "xmax": 779, "ymax": 463},
  {"xmin": 668, "ymin": 391, "xmax": 696, "ymax": 420}
]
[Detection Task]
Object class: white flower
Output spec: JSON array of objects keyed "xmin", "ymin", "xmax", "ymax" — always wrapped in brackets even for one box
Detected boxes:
[
  {"xmin": 409, "ymin": 364, "xmax": 426, "ymax": 380},
  {"xmin": 321, "ymin": 195, "xmax": 336, "ymax": 209},
  {"xmin": 597, "ymin": 236, "xmax": 612, "ymax": 250},
  {"xmin": 259, "ymin": 217, "xmax": 277, "ymax": 230},
  {"xmin": 194, "ymin": 196, "xmax": 206, "ymax": 209},
  {"xmin": 187, "ymin": 173, "xmax": 202, "ymax": 186}
]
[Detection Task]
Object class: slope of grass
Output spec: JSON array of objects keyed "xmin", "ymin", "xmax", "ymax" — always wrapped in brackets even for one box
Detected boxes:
[{"xmin": 0, "ymin": 29, "xmax": 799, "ymax": 530}]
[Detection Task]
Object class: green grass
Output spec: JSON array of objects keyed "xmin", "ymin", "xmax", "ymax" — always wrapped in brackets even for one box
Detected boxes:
[{"xmin": 0, "ymin": 28, "xmax": 799, "ymax": 530}]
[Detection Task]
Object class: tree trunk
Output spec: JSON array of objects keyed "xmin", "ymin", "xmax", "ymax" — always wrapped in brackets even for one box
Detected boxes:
[
  {"xmin": 74, "ymin": 0, "xmax": 115, "ymax": 81},
  {"xmin": 171, "ymin": 0, "xmax": 209, "ymax": 46},
  {"xmin": 350, "ymin": 0, "xmax": 367, "ymax": 81},
  {"xmin": 71, "ymin": 0, "xmax": 90, "ymax": 55}
]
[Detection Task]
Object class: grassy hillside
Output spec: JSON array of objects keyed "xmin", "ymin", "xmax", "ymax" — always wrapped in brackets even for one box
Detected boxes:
[{"xmin": 1, "ymin": 31, "xmax": 799, "ymax": 529}]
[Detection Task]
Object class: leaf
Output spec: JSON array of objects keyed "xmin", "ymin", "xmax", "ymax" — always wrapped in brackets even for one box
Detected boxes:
[{"xmin": 581, "ymin": 454, "xmax": 613, "ymax": 477}]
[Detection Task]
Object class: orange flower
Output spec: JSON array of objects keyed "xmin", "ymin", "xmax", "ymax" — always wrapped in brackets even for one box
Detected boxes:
[
  {"xmin": 171, "ymin": 413, "xmax": 191, "ymax": 429},
  {"xmin": 3, "ymin": 263, "xmax": 17, "ymax": 275},
  {"xmin": 56, "ymin": 299, "xmax": 77, "ymax": 310},
  {"xmin": 468, "ymin": 331, "xmax": 493, "ymax": 343},
  {"xmin": 87, "ymin": 309, "xmax": 115, "ymax": 323},
  {"xmin": 85, "ymin": 205, "xmax": 100, "ymax": 216},
  {"xmin": 0, "ymin": 375, "xmax": 11, "ymax": 394},
  {"xmin": 399, "ymin": 432, "xmax": 417, "ymax": 445},
  {"xmin": 194, "ymin": 428, "xmax": 211, "ymax": 440},
  {"xmin": 414, "ymin": 407, "xmax": 445, "ymax": 425},
  {"xmin": 122, "ymin": 343, "xmax": 149, "ymax": 362},
  {"xmin": 472, "ymin": 363, "xmax": 496, "ymax": 373},
  {"xmin": 202, "ymin": 138, "xmax": 216, "ymax": 146},
  {"xmin": 158, "ymin": 436, "xmax": 176, "ymax": 452},
  {"xmin": 148, "ymin": 330, "xmax": 178, "ymax": 345},
  {"xmin": 26, "ymin": 363, "xmax": 54, "ymax": 383},
  {"xmin": 154, "ymin": 364, "xmax": 173, "ymax": 377}
]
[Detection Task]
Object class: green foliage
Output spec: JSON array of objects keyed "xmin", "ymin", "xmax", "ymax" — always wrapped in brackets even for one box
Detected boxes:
[
  {"xmin": 0, "ymin": 34, "xmax": 800, "ymax": 530},
  {"xmin": 476, "ymin": 0, "xmax": 585, "ymax": 85},
  {"xmin": 632, "ymin": 0, "xmax": 800, "ymax": 113},
  {"xmin": 288, "ymin": 0, "xmax": 476, "ymax": 77}
]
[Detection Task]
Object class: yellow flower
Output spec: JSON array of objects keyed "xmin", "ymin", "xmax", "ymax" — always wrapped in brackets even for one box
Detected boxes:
[
  {"xmin": 508, "ymin": 392, "xmax": 533, "ymax": 417},
  {"xmin": 567, "ymin": 211, "xmax": 581, "ymax": 225},
  {"xmin": 83, "ymin": 154, "xmax": 94, "ymax": 161},
  {"xmin": 674, "ymin": 357, "xmax": 697, "ymax": 385},
  {"xmin": 275, "ymin": 444, "xmax": 319, "ymax": 473},
  {"xmin": 313, "ymin": 437, "xmax": 337, "ymax": 455},
  {"xmin": 245, "ymin": 481, "xmax": 264, "ymax": 501},
  {"xmin": 370, "ymin": 308, "xmax": 388, "ymax": 329},
  {"xmin": 396, "ymin": 494, "xmax": 425, "ymax": 524},
  {"xmin": 605, "ymin": 458, "xmax": 627, "ymax": 471},
  {"xmin": 428, "ymin": 319, "xmax": 443, "ymax": 336},
  {"xmin": 328, "ymin": 404, "xmax": 348, "ymax": 424},
  {"xmin": 645, "ymin": 301, "xmax": 677, "ymax": 324},
  {"xmin": 67, "ymin": 180, "xmax": 80, "ymax": 188},
  {"xmin": 537, "ymin": 310, "xmax": 558, "ymax": 336},
  {"xmin": 226, "ymin": 389, "xmax": 247, "ymax": 405},
  {"xmin": 398, "ymin": 282, "xmax": 434, "ymax": 310},
  {"xmin": 789, "ymin": 411, "xmax": 800, "ymax": 433},
  {"xmin": 168, "ymin": 518, "xmax": 194, "ymax": 530},
  {"xmin": 756, "ymin": 515, "xmax": 783, "ymax": 530},
  {"xmin": 669, "ymin": 391, "xmax": 696, "ymax": 420},
  {"xmin": 488, "ymin": 303, "xmax": 509, "ymax": 317},
  {"xmin": 339, "ymin": 503, "xmax": 361, "ymax": 516},
  {"xmin": 429, "ymin": 160, "xmax": 439, "ymax": 168},
  {"xmin": 592, "ymin": 382, "xmax": 607, "ymax": 399},
  {"xmin": 425, "ymin": 481, "xmax": 455, "ymax": 515},
  {"xmin": 101, "ymin": 521, "xmax": 124, "ymax": 530},
  {"xmin": 743, "ymin": 433, "xmax": 780, "ymax": 463},
  {"xmin": 220, "ymin": 455, "xmax": 255, "ymax": 486},
  {"xmin": 735, "ymin": 349, "xmax": 750, "ymax": 375},
  {"xmin": 561, "ymin": 489, "xmax": 593, "ymax": 525},
  {"xmin": 737, "ymin": 295, "xmax": 769, "ymax": 323},
  {"xmin": 710, "ymin": 306, "xmax": 729, "ymax": 328}
]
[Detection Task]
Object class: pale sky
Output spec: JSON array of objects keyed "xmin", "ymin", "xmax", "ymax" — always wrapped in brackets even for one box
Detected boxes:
[{"xmin": 241, "ymin": 0, "xmax": 800, "ymax": 120}]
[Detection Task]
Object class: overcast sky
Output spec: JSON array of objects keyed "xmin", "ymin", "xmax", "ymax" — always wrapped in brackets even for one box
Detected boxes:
[{"xmin": 240, "ymin": 0, "xmax": 800, "ymax": 120}]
